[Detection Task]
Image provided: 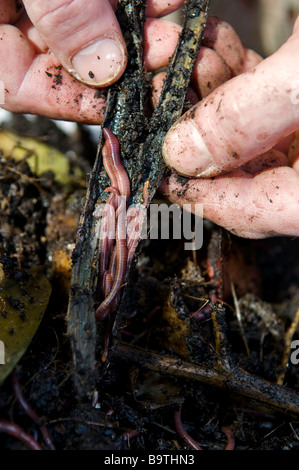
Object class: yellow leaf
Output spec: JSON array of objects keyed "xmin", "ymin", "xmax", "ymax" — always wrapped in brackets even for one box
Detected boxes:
[{"xmin": 0, "ymin": 130, "xmax": 84, "ymax": 187}]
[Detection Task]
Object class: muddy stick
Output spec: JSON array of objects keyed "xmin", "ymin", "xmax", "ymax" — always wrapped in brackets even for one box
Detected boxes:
[{"xmin": 116, "ymin": 343, "xmax": 299, "ymax": 417}]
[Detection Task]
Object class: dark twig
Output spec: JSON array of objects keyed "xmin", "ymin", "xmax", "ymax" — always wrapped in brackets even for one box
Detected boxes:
[{"xmin": 115, "ymin": 343, "xmax": 299, "ymax": 417}]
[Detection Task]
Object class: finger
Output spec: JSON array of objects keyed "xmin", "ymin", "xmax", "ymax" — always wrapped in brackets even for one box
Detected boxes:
[
  {"xmin": 151, "ymin": 72, "xmax": 198, "ymax": 108},
  {"xmin": 273, "ymin": 132, "xmax": 295, "ymax": 154},
  {"xmin": 160, "ymin": 167, "xmax": 299, "ymax": 238},
  {"xmin": 1, "ymin": 14, "xmax": 182, "ymax": 122},
  {"xmin": 144, "ymin": 16, "xmax": 245, "ymax": 76},
  {"xmin": 241, "ymin": 48, "xmax": 263, "ymax": 73},
  {"xmin": 144, "ymin": 18, "xmax": 181, "ymax": 70},
  {"xmin": 241, "ymin": 149, "xmax": 289, "ymax": 174},
  {"xmin": 191, "ymin": 46, "xmax": 231, "ymax": 99},
  {"xmin": 162, "ymin": 19, "xmax": 299, "ymax": 178},
  {"xmin": 0, "ymin": 25, "xmax": 105, "ymax": 123},
  {"xmin": 144, "ymin": 16, "xmax": 238, "ymax": 97},
  {"xmin": 23, "ymin": 0, "xmax": 127, "ymax": 87},
  {"xmin": 288, "ymin": 130, "xmax": 299, "ymax": 172},
  {"xmin": 108, "ymin": 0, "xmax": 185, "ymax": 17},
  {"xmin": 202, "ymin": 17, "xmax": 245, "ymax": 76},
  {"xmin": 15, "ymin": 10, "xmax": 48, "ymax": 53},
  {"xmin": 145, "ymin": 0, "xmax": 185, "ymax": 17}
]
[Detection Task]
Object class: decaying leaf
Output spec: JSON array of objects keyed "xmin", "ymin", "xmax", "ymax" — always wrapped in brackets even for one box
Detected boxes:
[
  {"xmin": 0, "ymin": 130, "xmax": 84, "ymax": 188},
  {"xmin": 0, "ymin": 266, "xmax": 52, "ymax": 384},
  {"xmin": 131, "ymin": 369, "xmax": 183, "ymax": 409},
  {"xmin": 159, "ymin": 289, "xmax": 191, "ymax": 359}
]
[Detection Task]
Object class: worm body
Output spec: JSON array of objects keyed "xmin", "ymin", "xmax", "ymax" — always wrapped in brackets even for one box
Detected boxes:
[
  {"xmin": 102, "ymin": 128, "xmax": 130, "ymax": 201},
  {"xmin": 96, "ymin": 130, "xmax": 130, "ymax": 321},
  {"xmin": 99, "ymin": 191, "xmax": 117, "ymax": 278},
  {"xmin": 96, "ymin": 197, "xmax": 128, "ymax": 321},
  {"xmin": 97, "ymin": 132, "xmax": 149, "ymax": 324},
  {"xmin": 174, "ymin": 406, "xmax": 203, "ymax": 451}
]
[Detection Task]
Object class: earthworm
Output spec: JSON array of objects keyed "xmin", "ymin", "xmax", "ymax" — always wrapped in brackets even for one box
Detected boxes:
[
  {"xmin": 0, "ymin": 419, "xmax": 42, "ymax": 450},
  {"xmin": 108, "ymin": 245, "xmax": 117, "ymax": 280},
  {"xmin": 96, "ymin": 131, "xmax": 149, "ymax": 322},
  {"xmin": 97, "ymin": 130, "xmax": 130, "ymax": 318},
  {"xmin": 174, "ymin": 402, "xmax": 236, "ymax": 450},
  {"xmin": 174, "ymin": 405, "xmax": 203, "ymax": 450},
  {"xmin": 122, "ymin": 429, "xmax": 140, "ymax": 441},
  {"xmin": 11, "ymin": 372, "xmax": 55, "ymax": 450},
  {"xmin": 99, "ymin": 191, "xmax": 117, "ymax": 278},
  {"xmin": 221, "ymin": 426, "xmax": 235, "ymax": 450},
  {"xmin": 102, "ymin": 128, "xmax": 130, "ymax": 201},
  {"xmin": 96, "ymin": 195, "xmax": 128, "ymax": 321},
  {"xmin": 98, "ymin": 186, "xmax": 121, "ymax": 278}
]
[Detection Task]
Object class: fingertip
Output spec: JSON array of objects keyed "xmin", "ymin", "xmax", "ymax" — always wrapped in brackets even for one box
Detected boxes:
[
  {"xmin": 241, "ymin": 48, "xmax": 263, "ymax": 73},
  {"xmin": 145, "ymin": 0, "xmax": 185, "ymax": 17},
  {"xmin": 192, "ymin": 46, "xmax": 231, "ymax": 98},
  {"xmin": 25, "ymin": 0, "xmax": 127, "ymax": 87},
  {"xmin": 293, "ymin": 15, "xmax": 299, "ymax": 35},
  {"xmin": 151, "ymin": 71, "xmax": 198, "ymax": 109},
  {"xmin": 202, "ymin": 17, "xmax": 246, "ymax": 76},
  {"xmin": 144, "ymin": 17, "xmax": 181, "ymax": 70},
  {"xmin": 71, "ymin": 36, "xmax": 127, "ymax": 87},
  {"xmin": 0, "ymin": 24, "xmax": 36, "ymax": 94},
  {"xmin": 162, "ymin": 119, "xmax": 213, "ymax": 177}
]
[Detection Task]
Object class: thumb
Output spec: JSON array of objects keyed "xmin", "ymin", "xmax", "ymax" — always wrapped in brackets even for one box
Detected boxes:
[
  {"xmin": 162, "ymin": 15, "xmax": 299, "ymax": 177},
  {"xmin": 23, "ymin": 0, "xmax": 127, "ymax": 86}
]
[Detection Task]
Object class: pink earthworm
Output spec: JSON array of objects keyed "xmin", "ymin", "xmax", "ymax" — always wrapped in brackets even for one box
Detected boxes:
[
  {"xmin": 102, "ymin": 128, "xmax": 130, "ymax": 201},
  {"xmin": 99, "ymin": 186, "xmax": 121, "ymax": 276},
  {"xmin": 174, "ymin": 405, "xmax": 203, "ymax": 450},
  {"xmin": 96, "ymin": 131, "xmax": 149, "ymax": 322},
  {"xmin": 0, "ymin": 420, "xmax": 42, "ymax": 450},
  {"xmin": 100, "ymin": 269, "xmax": 113, "ymax": 303},
  {"xmin": 11, "ymin": 372, "xmax": 55, "ymax": 450},
  {"xmin": 101, "ymin": 272, "xmax": 113, "ymax": 361},
  {"xmin": 99, "ymin": 190, "xmax": 117, "ymax": 278},
  {"xmin": 95, "ymin": 195, "xmax": 128, "ymax": 321},
  {"xmin": 221, "ymin": 426, "xmax": 235, "ymax": 450}
]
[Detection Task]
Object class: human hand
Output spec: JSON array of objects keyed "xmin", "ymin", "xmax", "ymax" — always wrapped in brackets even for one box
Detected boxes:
[
  {"xmin": 160, "ymin": 16, "xmax": 299, "ymax": 239},
  {"xmin": 0, "ymin": 0, "xmax": 184, "ymax": 122}
]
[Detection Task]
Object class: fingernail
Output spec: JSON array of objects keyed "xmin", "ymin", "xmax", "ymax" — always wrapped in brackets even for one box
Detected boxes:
[
  {"xmin": 162, "ymin": 120, "xmax": 213, "ymax": 177},
  {"xmin": 71, "ymin": 37, "xmax": 125, "ymax": 86}
]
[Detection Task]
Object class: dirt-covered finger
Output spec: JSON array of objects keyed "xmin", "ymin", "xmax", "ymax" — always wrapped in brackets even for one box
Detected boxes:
[{"xmin": 160, "ymin": 167, "xmax": 299, "ymax": 238}]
